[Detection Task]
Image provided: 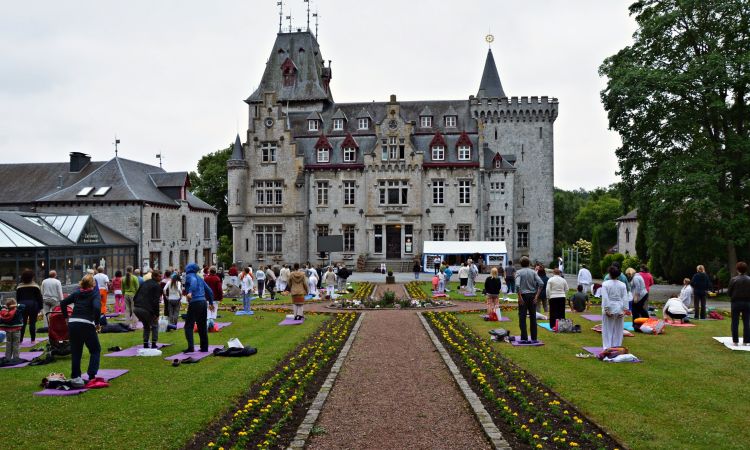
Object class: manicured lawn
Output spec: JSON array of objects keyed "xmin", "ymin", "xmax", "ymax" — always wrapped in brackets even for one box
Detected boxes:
[
  {"xmin": 222, "ymin": 282, "xmax": 357, "ymax": 306},
  {"xmin": 459, "ymin": 309, "xmax": 750, "ymax": 450},
  {"xmin": 418, "ymin": 280, "xmax": 519, "ymax": 303},
  {"xmin": 0, "ymin": 310, "xmax": 326, "ymax": 450}
]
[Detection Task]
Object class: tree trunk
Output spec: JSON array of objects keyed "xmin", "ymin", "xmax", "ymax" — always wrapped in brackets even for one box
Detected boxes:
[{"xmin": 727, "ymin": 241, "xmax": 737, "ymax": 278}]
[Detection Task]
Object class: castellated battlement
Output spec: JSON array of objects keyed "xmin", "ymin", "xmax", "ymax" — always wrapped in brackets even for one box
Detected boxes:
[{"xmin": 470, "ymin": 95, "xmax": 559, "ymax": 121}]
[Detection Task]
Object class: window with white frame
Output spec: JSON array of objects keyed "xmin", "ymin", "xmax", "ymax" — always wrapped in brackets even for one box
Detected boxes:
[
  {"xmin": 343, "ymin": 147, "xmax": 356, "ymax": 162},
  {"xmin": 432, "ymin": 180, "xmax": 444, "ymax": 205},
  {"xmin": 261, "ymin": 142, "xmax": 277, "ymax": 163},
  {"xmin": 343, "ymin": 180, "xmax": 355, "ymax": 206},
  {"xmin": 357, "ymin": 118, "xmax": 369, "ymax": 130},
  {"xmin": 378, "ymin": 180, "xmax": 409, "ymax": 205},
  {"xmin": 381, "ymin": 139, "xmax": 388, "ymax": 161},
  {"xmin": 458, "ymin": 224, "xmax": 471, "ymax": 241},
  {"xmin": 308, "ymin": 119, "xmax": 319, "ymax": 131},
  {"xmin": 431, "ymin": 146, "xmax": 445, "ymax": 160},
  {"xmin": 489, "ymin": 215, "xmax": 505, "ymax": 241},
  {"xmin": 517, "ymin": 223, "xmax": 529, "ymax": 248},
  {"xmin": 432, "ymin": 224, "xmax": 445, "ymax": 241},
  {"xmin": 458, "ymin": 145, "xmax": 471, "ymax": 160},
  {"xmin": 316, "ymin": 181, "xmax": 329, "ymax": 206},
  {"xmin": 445, "ymin": 116, "xmax": 457, "ymax": 127},
  {"xmin": 420, "ymin": 116, "xmax": 432, "ymax": 128},
  {"xmin": 255, "ymin": 181, "xmax": 283, "ymax": 206},
  {"xmin": 317, "ymin": 147, "xmax": 330, "ymax": 163},
  {"xmin": 333, "ymin": 118, "xmax": 344, "ymax": 131},
  {"xmin": 459, "ymin": 180, "xmax": 471, "ymax": 205},
  {"xmin": 389, "ymin": 136, "xmax": 399, "ymax": 160},
  {"xmin": 343, "ymin": 224, "xmax": 355, "ymax": 252},
  {"xmin": 256, "ymin": 225, "xmax": 282, "ymax": 253}
]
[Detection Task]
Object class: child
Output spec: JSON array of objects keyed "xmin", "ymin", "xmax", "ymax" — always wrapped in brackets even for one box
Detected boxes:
[
  {"xmin": 112, "ymin": 271, "xmax": 124, "ymax": 313},
  {"xmin": 432, "ymin": 274, "xmax": 439, "ymax": 292},
  {"xmin": 0, "ymin": 298, "xmax": 26, "ymax": 363}
]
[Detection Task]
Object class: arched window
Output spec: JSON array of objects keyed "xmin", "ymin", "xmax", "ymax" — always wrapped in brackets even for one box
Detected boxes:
[{"xmin": 181, "ymin": 215, "xmax": 187, "ymax": 240}]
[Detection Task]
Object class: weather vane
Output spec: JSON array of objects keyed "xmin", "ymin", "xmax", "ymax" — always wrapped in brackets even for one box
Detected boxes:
[{"xmin": 485, "ymin": 33, "xmax": 494, "ymax": 47}]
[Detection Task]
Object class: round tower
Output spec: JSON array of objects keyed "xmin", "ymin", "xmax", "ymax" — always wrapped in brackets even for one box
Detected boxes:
[{"xmin": 227, "ymin": 134, "xmax": 248, "ymax": 263}]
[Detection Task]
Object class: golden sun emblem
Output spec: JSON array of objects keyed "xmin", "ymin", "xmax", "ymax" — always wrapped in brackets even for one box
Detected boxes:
[{"xmin": 485, "ymin": 34, "xmax": 494, "ymax": 44}]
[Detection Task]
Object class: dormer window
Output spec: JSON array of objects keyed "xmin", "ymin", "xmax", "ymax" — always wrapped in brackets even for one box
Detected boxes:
[
  {"xmin": 308, "ymin": 120, "xmax": 319, "ymax": 132},
  {"xmin": 420, "ymin": 116, "xmax": 432, "ymax": 128},
  {"xmin": 431, "ymin": 146, "xmax": 445, "ymax": 160},
  {"xmin": 495, "ymin": 159, "xmax": 502, "ymax": 169},
  {"xmin": 333, "ymin": 118, "xmax": 344, "ymax": 131},
  {"xmin": 458, "ymin": 145, "xmax": 471, "ymax": 160},
  {"xmin": 445, "ymin": 116, "xmax": 457, "ymax": 128},
  {"xmin": 343, "ymin": 147, "xmax": 356, "ymax": 162},
  {"xmin": 357, "ymin": 118, "xmax": 369, "ymax": 130},
  {"xmin": 317, "ymin": 147, "xmax": 330, "ymax": 163}
]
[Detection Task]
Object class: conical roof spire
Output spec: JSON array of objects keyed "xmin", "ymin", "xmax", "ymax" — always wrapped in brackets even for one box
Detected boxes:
[
  {"xmin": 477, "ymin": 48, "xmax": 506, "ymax": 99},
  {"xmin": 231, "ymin": 134, "xmax": 244, "ymax": 160}
]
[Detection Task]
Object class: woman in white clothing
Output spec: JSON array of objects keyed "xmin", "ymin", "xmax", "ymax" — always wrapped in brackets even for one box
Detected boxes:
[
  {"xmin": 663, "ymin": 297, "xmax": 689, "ymax": 323},
  {"xmin": 601, "ymin": 265, "xmax": 630, "ymax": 349},
  {"xmin": 678, "ymin": 278, "xmax": 693, "ymax": 311},
  {"xmin": 240, "ymin": 267, "xmax": 254, "ymax": 314},
  {"xmin": 162, "ymin": 273, "xmax": 183, "ymax": 326},
  {"xmin": 308, "ymin": 270, "xmax": 319, "ymax": 297}
]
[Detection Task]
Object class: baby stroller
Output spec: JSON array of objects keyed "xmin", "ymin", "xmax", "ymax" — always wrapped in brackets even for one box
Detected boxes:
[{"xmin": 46, "ymin": 305, "xmax": 72, "ymax": 356}]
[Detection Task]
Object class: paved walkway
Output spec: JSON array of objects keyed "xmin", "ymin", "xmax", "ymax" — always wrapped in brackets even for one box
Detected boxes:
[{"xmin": 306, "ymin": 310, "xmax": 491, "ymax": 450}]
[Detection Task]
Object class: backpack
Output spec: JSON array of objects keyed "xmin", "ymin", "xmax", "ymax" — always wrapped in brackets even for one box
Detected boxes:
[
  {"xmin": 555, "ymin": 318, "xmax": 574, "ymax": 333},
  {"xmin": 709, "ymin": 311, "xmax": 724, "ymax": 320}
]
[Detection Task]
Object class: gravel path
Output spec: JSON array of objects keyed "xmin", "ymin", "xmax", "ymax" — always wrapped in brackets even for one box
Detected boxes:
[{"xmin": 306, "ymin": 310, "xmax": 492, "ymax": 450}]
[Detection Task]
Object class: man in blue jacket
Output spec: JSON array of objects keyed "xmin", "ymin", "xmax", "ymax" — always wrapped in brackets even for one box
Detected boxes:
[{"xmin": 183, "ymin": 263, "xmax": 215, "ymax": 353}]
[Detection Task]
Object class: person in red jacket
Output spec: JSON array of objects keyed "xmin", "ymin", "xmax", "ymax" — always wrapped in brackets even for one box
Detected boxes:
[{"xmin": 204, "ymin": 267, "xmax": 223, "ymax": 322}]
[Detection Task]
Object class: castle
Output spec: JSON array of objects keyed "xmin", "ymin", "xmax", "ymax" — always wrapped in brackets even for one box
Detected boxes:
[{"xmin": 228, "ymin": 29, "xmax": 557, "ymax": 270}]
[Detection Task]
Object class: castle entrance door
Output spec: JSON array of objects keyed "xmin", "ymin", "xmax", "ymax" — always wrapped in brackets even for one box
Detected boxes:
[{"xmin": 385, "ymin": 225, "xmax": 401, "ymax": 259}]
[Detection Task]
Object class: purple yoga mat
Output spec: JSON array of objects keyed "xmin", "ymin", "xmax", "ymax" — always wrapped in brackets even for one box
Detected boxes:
[
  {"xmin": 497, "ymin": 316, "xmax": 511, "ymax": 322},
  {"xmin": 104, "ymin": 344, "xmax": 172, "ymax": 357},
  {"xmin": 0, "ymin": 351, "xmax": 43, "ymax": 369},
  {"xmin": 17, "ymin": 338, "xmax": 48, "ymax": 348},
  {"xmin": 83, "ymin": 369, "xmax": 129, "ymax": 381},
  {"xmin": 175, "ymin": 321, "xmax": 232, "ymax": 330},
  {"xmin": 279, "ymin": 318, "xmax": 304, "ymax": 326},
  {"xmin": 164, "ymin": 345, "xmax": 224, "ymax": 361},
  {"xmin": 510, "ymin": 339, "xmax": 544, "ymax": 347},
  {"xmin": 581, "ymin": 314, "xmax": 602, "ymax": 322},
  {"xmin": 35, "ymin": 388, "xmax": 88, "ymax": 397},
  {"xmin": 583, "ymin": 346, "xmax": 604, "ymax": 355}
]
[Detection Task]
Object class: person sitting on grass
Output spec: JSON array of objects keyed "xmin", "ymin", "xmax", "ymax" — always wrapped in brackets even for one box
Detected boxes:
[
  {"xmin": 0, "ymin": 298, "xmax": 25, "ymax": 364},
  {"xmin": 569, "ymin": 285, "xmax": 589, "ymax": 312},
  {"xmin": 663, "ymin": 297, "xmax": 689, "ymax": 324}
]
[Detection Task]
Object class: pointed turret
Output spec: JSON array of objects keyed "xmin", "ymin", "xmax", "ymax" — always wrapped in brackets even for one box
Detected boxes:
[
  {"xmin": 477, "ymin": 49, "xmax": 506, "ymax": 99},
  {"xmin": 230, "ymin": 134, "xmax": 244, "ymax": 160}
]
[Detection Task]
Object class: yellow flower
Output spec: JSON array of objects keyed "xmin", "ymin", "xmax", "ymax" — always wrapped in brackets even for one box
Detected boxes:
[
  {"xmin": 536, "ymin": 445, "xmax": 542, "ymax": 449},
  {"xmin": 208, "ymin": 444, "xmax": 215, "ymax": 448},
  {"xmin": 528, "ymin": 418, "xmax": 534, "ymax": 423},
  {"xmin": 533, "ymin": 434, "xmax": 539, "ymax": 439},
  {"xmin": 562, "ymin": 430, "xmax": 568, "ymax": 435},
  {"xmin": 597, "ymin": 433, "xmax": 603, "ymax": 439}
]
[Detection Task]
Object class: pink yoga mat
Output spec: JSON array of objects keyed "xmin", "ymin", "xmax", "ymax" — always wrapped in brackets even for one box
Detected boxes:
[
  {"xmin": 279, "ymin": 318, "xmax": 304, "ymax": 326},
  {"xmin": 164, "ymin": 345, "xmax": 223, "ymax": 361},
  {"xmin": 0, "ymin": 351, "xmax": 43, "ymax": 369},
  {"xmin": 104, "ymin": 343, "xmax": 172, "ymax": 357},
  {"xmin": 666, "ymin": 322, "xmax": 696, "ymax": 327}
]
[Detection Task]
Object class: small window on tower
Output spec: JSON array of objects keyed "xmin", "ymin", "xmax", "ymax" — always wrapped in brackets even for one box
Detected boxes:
[{"xmin": 308, "ymin": 120, "xmax": 319, "ymax": 132}]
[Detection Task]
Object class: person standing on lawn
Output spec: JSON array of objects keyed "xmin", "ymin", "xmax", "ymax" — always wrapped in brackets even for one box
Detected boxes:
[
  {"xmin": 601, "ymin": 265, "xmax": 630, "ymax": 349},
  {"xmin": 515, "ymin": 257, "xmax": 544, "ymax": 343},
  {"xmin": 255, "ymin": 266, "xmax": 266, "ymax": 299},
  {"xmin": 41, "ymin": 270, "xmax": 63, "ymax": 328},
  {"xmin": 183, "ymin": 263, "xmax": 215, "ymax": 353},
  {"xmin": 0, "ymin": 298, "xmax": 25, "ymax": 363},
  {"xmin": 289, "ymin": 263, "xmax": 308, "ymax": 320},
  {"xmin": 112, "ymin": 270, "xmax": 124, "ymax": 313},
  {"xmin": 240, "ymin": 267, "xmax": 254, "ymax": 314},
  {"xmin": 626, "ymin": 268, "xmax": 649, "ymax": 324},
  {"xmin": 504, "ymin": 260, "xmax": 516, "ymax": 294},
  {"xmin": 163, "ymin": 273, "xmax": 183, "ymax": 327},
  {"xmin": 467, "ymin": 259, "xmax": 478, "ymax": 294},
  {"xmin": 278, "ymin": 264, "xmax": 290, "ymax": 292},
  {"xmin": 691, "ymin": 265, "xmax": 711, "ymax": 320},
  {"xmin": 264, "ymin": 265, "xmax": 277, "ymax": 301},
  {"xmin": 727, "ymin": 261, "xmax": 750, "ymax": 346},
  {"xmin": 60, "ymin": 274, "xmax": 104, "ymax": 389},
  {"xmin": 679, "ymin": 278, "xmax": 694, "ymax": 311},
  {"xmin": 323, "ymin": 266, "xmax": 337, "ymax": 299},
  {"xmin": 577, "ymin": 264, "xmax": 592, "ymax": 295},
  {"xmin": 458, "ymin": 262, "xmax": 469, "ymax": 291},
  {"xmin": 443, "ymin": 265, "xmax": 453, "ymax": 292},
  {"xmin": 204, "ymin": 267, "xmax": 223, "ymax": 320},
  {"xmin": 337, "ymin": 264, "xmax": 350, "ymax": 292},
  {"xmin": 16, "ymin": 269, "xmax": 42, "ymax": 343},
  {"xmin": 546, "ymin": 268, "xmax": 569, "ymax": 328},
  {"xmin": 93, "ymin": 267, "xmax": 110, "ymax": 315},
  {"xmin": 413, "ymin": 260, "xmax": 421, "ymax": 280},
  {"xmin": 133, "ymin": 270, "xmax": 162, "ymax": 349},
  {"xmin": 122, "ymin": 266, "xmax": 140, "ymax": 330},
  {"xmin": 484, "ymin": 267, "xmax": 502, "ymax": 317},
  {"xmin": 536, "ymin": 265, "xmax": 549, "ymax": 314}
]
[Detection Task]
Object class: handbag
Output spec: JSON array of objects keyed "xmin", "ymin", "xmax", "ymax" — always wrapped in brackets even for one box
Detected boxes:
[{"xmin": 556, "ymin": 318, "xmax": 574, "ymax": 333}]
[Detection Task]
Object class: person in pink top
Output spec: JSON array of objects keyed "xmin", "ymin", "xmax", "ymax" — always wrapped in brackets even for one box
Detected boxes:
[
  {"xmin": 639, "ymin": 265, "xmax": 654, "ymax": 292},
  {"xmin": 111, "ymin": 271, "xmax": 124, "ymax": 313}
]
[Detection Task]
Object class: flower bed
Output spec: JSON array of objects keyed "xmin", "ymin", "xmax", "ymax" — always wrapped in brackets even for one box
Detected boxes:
[
  {"xmin": 187, "ymin": 312, "xmax": 358, "ymax": 450},
  {"xmin": 405, "ymin": 281, "xmax": 428, "ymax": 300},
  {"xmin": 350, "ymin": 282, "xmax": 375, "ymax": 301},
  {"xmin": 424, "ymin": 312, "xmax": 623, "ymax": 450}
]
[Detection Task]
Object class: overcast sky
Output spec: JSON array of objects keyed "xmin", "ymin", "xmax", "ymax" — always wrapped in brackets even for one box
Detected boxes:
[{"xmin": 0, "ymin": 0, "xmax": 637, "ymax": 191}]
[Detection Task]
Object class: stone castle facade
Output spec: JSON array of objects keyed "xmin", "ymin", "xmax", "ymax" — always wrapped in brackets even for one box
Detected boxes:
[{"xmin": 228, "ymin": 30, "xmax": 557, "ymax": 268}]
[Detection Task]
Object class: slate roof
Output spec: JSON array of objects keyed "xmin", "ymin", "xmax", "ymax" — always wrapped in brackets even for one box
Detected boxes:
[
  {"xmin": 296, "ymin": 135, "xmax": 378, "ymax": 165},
  {"xmin": 230, "ymin": 134, "xmax": 244, "ymax": 160},
  {"xmin": 246, "ymin": 31, "xmax": 332, "ymax": 104},
  {"xmin": 477, "ymin": 49, "xmax": 507, "ymax": 98},
  {"xmin": 482, "ymin": 147, "xmax": 516, "ymax": 170},
  {"xmin": 149, "ymin": 172, "xmax": 188, "ymax": 188},
  {"xmin": 616, "ymin": 209, "xmax": 638, "ymax": 221},
  {"xmin": 0, "ymin": 161, "xmax": 105, "ymax": 207}
]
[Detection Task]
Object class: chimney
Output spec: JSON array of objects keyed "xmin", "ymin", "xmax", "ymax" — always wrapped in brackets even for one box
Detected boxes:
[{"xmin": 69, "ymin": 152, "xmax": 91, "ymax": 172}]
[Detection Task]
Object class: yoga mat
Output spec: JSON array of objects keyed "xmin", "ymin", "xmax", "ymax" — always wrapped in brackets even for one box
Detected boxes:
[
  {"xmin": 538, "ymin": 322, "xmax": 556, "ymax": 332},
  {"xmin": 304, "ymin": 294, "xmax": 314, "ymax": 300},
  {"xmin": 581, "ymin": 314, "xmax": 602, "ymax": 322},
  {"xmin": 666, "ymin": 322, "xmax": 696, "ymax": 327},
  {"xmin": 591, "ymin": 325, "xmax": 635, "ymax": 336},
  {"xmin": 463, "ymin": 293, "xmax": 477, "ymax": 297},
  {"xmin": 0, "ymin": 351, "xmax": 43, "ymax": 369},
  {"xmin": 279, "ymin": 318, "xmax": 305, "ymax": 326},
  {"xmin": 713, "ymin": 337, "xmax": 750, "ymax": 351},
  {"xmin": 235, "ymin": 311, "xmax": 254, "ymax": 316},
  {"xmin": 83, "ymin": 369, "xmax": 129, "ymax": 381},
  {"xmin": 164, "ymin": 345, "xmax": 224, "ymax": 361},
  {"xmin": 174, "ymin": 322, "xmax": 232, "ymax": 330},
  {"xmin": 510, "ymin": 339, "xmax": 544, "ymax": 347},
  {"xmin": 19, "ymin": 338, "xmax": 48, "ymax": 348},
  {"xmin": 105, "ymin": 344, "xmax": 172, "ymax": 357},
  {"xmin": 496, "ymin": 316, "xmax": 511, "ymax": 322},
  {"xmin": 582, "ymin": 347, "xmax": 642, "ymax": 362},
  {"xmin": 34, "ymin": 388, "xmax": 88, "ymax": 397},
  {"xmin": 432, "ymin": 292, "xmax": 447, "ymax": 297}
]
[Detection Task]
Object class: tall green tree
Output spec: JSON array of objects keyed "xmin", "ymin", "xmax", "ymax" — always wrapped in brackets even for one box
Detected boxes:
[
  {"xmin": 590, "ymin": 226, "xmax": 603, "ymax": 279},
  {"xmin": 189, "ymin": 146, "xmax": 232, "ymax": 264},
  {"xmin": 574, "ymin": 191, "xmax": 622, "ymax": 250},
  {"xmin": 600, "ymin": 0, "xmax": 750, "ymax": 275}
]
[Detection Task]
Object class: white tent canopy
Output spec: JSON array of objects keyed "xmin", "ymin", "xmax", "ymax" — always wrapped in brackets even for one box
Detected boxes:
[{"xmin": 423, "ymin": 240, "xmax": 507, "ymax": 255}]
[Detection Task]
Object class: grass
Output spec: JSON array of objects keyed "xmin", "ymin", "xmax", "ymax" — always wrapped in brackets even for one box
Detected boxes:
[
  {"xmin": 459, "ymin": 308, "xmax": 750, "ymax": 450},
  {"xmin": 222, "ymin": 282, "xmax": 358, "ymax": 306},
  {"xmin": 0, "ymin": 310, "xmax": 326, "ymax": 450}
]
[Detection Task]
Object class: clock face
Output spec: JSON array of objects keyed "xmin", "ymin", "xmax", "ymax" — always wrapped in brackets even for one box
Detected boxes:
[
  {"xmin": 388, "ymin": 119, "xmax": 398, "ymax": 130},
  {"xmin": 264, "ymin": 117, "xmax": 274, "ymax": 128}
]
